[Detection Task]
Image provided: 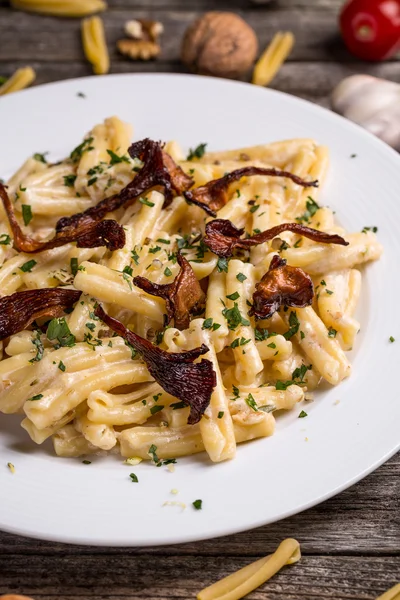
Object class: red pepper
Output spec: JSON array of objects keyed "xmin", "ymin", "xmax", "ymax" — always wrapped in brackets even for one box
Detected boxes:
[{"xmin": 340, "ymin": 0, "xmax": 400, "ymax": 61}]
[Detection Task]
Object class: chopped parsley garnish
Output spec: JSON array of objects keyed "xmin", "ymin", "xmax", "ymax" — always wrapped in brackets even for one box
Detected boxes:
[
  {"xmin": 164, "ymin": 267, "xmax": 172, "ymax": 277},
  {"xmin": 226, "ymin": 291, "xmax": 240, "ymax": 301},
  {"xmin": 320, "ymin": 280, "xmax": 326, "ymax": 286},
  {"xmin": 22, "ymin": 204, "xmax": 33, "ymax": 226},
  {"xmin": 300, "ymin": 330, "xmax": 305, "ymax": 340},
  {"xmin": 70, "ymin": 257, "xmax": 78, "ymax": 276},
  {"xmin": 0, "ymin": 233, "xmax": 11, "ymax": 245},
  {"xmin": 28, "ymin": 394, "xmax": 43, "ymax": 401},
  {"xmin": 19, "ymin": 259, "xmax": 36, "ymax": 273},
  {"xmin": 131, "ymin": 247, "xmax": 140, "ymax": 265},
  {"xmin": 253, "ymin": 228, "xmax": 261, "ymax": 234},
  {"xmin": 139, "ymin": 196, "xmax": 155, "ymax": 208},
  {"xmin": 33, "ymin": 152, "xmax": 48, "ymax": 163},
  {"xmin": 84, "ymin": 333, "xmax": 102, "ymax": 349},
  {"xmin": 231, "ymin": 337, "xmax": 250, "ymax": 349},
  {"xmin": 129, "ymin": 473, "xmax": 139, "ymax": 482},
  {"xmin": 150, "ymin": 405, "xmax": 164, "ymax": 415},
  {"xmin": 296, "ymin": 197, "xmax": 320, "ymax": 223},
  {"xmin": 325, "ymin": 289, "xmax": 334, "ymax": 295},
  {"xmin": 279, "ymin": 240, "xmax": 289, "ymax": 251},
  {"xmin": 125, "ymin": 340, "xmax": 138, "ymax": 360},
  {"xmin": 217, "ymin": 257, "xmax": 229, "ymax": 273},
  {"xmin": 107, "ymin": 149, "xmax": 130, "ymax": 165},
  {"xmin": 171, "ymin": 401, "xmax": 187, "ymax": 410},
  {"xmin": 293, "ymin": 239, "xmax": 302, "ymax": 248},
  {"xmin": 77, "ymin": 92, "xmax": 86, "ymax": 98},
  {"xmin": 328, "ymin": 327, "xmax": 337, "ymax": 338},
  {"xmin": 283, "ymin": 311, "xmax": 300, "ymax": 340},
  {"xmin": 249, "ymin": 204, "xmax": 260, "ymax": 213},
  {"xmin": 86, "ymin": 322, "xmax": 96, "ymax": 332},
  {"xmin": 267, "ymin": 342, "xmax": 276, "ymax": 349},
  {"xmin": 187, "ymin": 143, "xmax": 207, "ymax": 161},
  {"xmin": 202, "ymin": 318, "xmax": 221, "ymax": 331},
  {"xmin": 70, "ymin": 137, "xmax": 94, "ymax": 162},
  {"xmin": 231, "ymin": 385, "xmax": 240, "ymax": 400},
  {"xmin": 157, "ymin": 238, "xmax": 170, "ymax": 245},
  {"xmin": 361, "ymin": 226, "xmax": 378, "ymax": 234},
  {"xmin": 87, "ymin": 176, "xmax": 97, "ymax": 186},
  {"xmin": 82, "ymin": 460, "xmax": 91, "ymax": 464},
  {"xmin": 298, "ymin": 410, "xmax": 308, "ymax": 418},
  {"xmin": 217, "ymin": 411, "xmax": 224, "ymax": 419},
  {"xmin": 276, "ymin": 363, "xmax": 312, "ymax": 390},
  {"xmin": 192, "ymin": 499, "xmax": 203, "ymax": 510},
  {"xmin": 149, "ymin": 245, "xmax": 161, "ymax": 254},
  {"xmin": 148, "ymin": 444, "xmax": 160, "ymax": 464},
  {"xmin": 389, "ymin": 336, "xmax": 395, "ymax": 343},
  {"xmin": 222, "ymin": 302, "xmax": 250, "ymax": 330},
  {"xmin": 47, "ymin": 317, "xmax": 76, "ymax": 347},
  {"xmin": 236, "ymin": 272, "xmax": 247, "ymax": 283},
  {"xmin": 63, "ymin": 174, "xmax": 77, "ymax": 187},
  {"xmin": 123, "ymin": 265, "xmax": 133, "ymax": 276},
  {"xmin": 255, "ymin": 328, "xmax": 271, "ymax": 341},
  {"xmin": 29, "ymin": 330, "xmax": 44, "ymax": 364},
  {"xmin": 58, "ymin": 361, "xmax": 66, "ymax": 372},
  {"xmin": 350, "ymin": 153, "xmax": 357, "ymax": 158},
  {"xmin": 245, "ymin": 393, "xmax": 258, "ymax": 411}
]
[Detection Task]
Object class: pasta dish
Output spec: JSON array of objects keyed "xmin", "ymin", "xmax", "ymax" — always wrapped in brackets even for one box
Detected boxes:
[{"xmin": 0, "ymin": 117, "xmax": 382, "ymax": 463}]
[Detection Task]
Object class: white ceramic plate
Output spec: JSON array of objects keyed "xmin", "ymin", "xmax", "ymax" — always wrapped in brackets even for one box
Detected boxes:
[{"xmin": 0, "ymin": 74, "xmax": 398, "ymax": 547}]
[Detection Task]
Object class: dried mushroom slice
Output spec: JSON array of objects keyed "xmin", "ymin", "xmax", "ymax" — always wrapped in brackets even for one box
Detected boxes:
[
  {"xmin": 133, "ymin": 251, "xmax": 205, "ymax": 330},
  {"xmin": 204, "ymin": 218, "xmax": 349, "ymax": 258},
  {"xmin": 0, "ymin": 288, "xmax": 81, "ymax": 341},
  {"xmin": 184, "ymin": 166, "xmax": 319, "ymax": 216},
  {"xmin": 94, "ymin": 305, "xmax": 216, "ymax": 424},
  {"xmin": 250, "ymin": 255, "xmax": 314, "ymax": 319}
]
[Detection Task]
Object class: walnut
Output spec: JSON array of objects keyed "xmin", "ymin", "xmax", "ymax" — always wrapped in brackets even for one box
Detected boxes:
[
  {"xmin": 181, "ymin": 12, "xmax": 258, "ymax": 79},
  {"xmin": 118, "ymin": 19, "xmax": 163, "ymax": 61}
]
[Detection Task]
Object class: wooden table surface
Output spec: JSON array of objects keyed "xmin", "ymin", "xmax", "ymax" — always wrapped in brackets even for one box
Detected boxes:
[{"xmin": 0, "ymin": 0, "xmax": 399, "ymax": 599}]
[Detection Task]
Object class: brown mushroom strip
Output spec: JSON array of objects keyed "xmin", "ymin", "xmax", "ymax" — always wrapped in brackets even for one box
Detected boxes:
[
  {"xmin": 56, "ymin": 139, "xmax": 193, "ymax": 231},
  {"xmin": 183, "ymin": 167, "xmax": 319, "ymax": 216},
  {"xmin": 94, "ymin": 305, "xmax": 216, "ymax": 424},
  {"xmin": 0, "ymin": 288, "xmax": 81, "ymax": 341},
  {"xmin": 250, "ymin": 255, "xmax": 314, "ymax": 320},
  {"xmin": 133, "ymin": 251, "xmax": 205, "ymax": 330},
  {"xmin": 0, "ymin": 184, "xmax": 125, "ymax": 253},
  {"xmin": 204, "ymin": 219, "xmax": 349, "ymax": 258}
]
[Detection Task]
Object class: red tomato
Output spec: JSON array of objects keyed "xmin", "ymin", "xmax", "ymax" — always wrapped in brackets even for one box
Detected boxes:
[{"xmin": 340, "ymin": 0, "xmax": 400, "ymax": 61}]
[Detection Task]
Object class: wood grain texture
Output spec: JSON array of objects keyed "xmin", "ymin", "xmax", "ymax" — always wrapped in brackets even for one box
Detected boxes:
[{"xmin": 0, "ymin": 1, "xmax": 399, "ymax": 598}]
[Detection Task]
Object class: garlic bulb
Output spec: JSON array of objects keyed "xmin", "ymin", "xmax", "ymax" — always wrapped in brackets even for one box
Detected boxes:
[{"xmin": 331, "ymin": 74, "xmax": 400, "ymax": 151}]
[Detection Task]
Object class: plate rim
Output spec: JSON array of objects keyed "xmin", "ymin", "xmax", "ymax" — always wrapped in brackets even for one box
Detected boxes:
[{"xmin": 0, "ymin": 72, "xmax": 398, "ymax": 547}]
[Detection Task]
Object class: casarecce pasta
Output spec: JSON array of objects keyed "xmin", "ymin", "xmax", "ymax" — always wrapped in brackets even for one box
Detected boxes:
[{"xmin": 0, "ymin": 116, "xmax": 383, "ymax": 462}]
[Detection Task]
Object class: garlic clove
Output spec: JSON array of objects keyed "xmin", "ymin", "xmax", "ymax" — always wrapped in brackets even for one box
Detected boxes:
[{"xmin": 331, "ymin": 74, "xmax": 400, "ymax": 151}]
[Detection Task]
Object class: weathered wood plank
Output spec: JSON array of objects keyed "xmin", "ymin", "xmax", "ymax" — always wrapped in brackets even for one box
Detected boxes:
[
  {"xmin": 0, "ymin": 60, "xmax": 398, "ymax": 108},
  {"xmin": 1, "ymin": 455, "xmax": 398, "ymax": 556},
  {"xmin": 0, "ymin": 555, "xmax": 399, "ymax": 599},
  {"xmin": 1, "ymin": 7, "xmax": 397, "ymax": 64}
]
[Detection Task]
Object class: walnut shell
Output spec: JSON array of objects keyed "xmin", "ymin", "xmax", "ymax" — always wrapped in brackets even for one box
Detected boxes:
[{"xmin": 181, "ymin": 12, "xmax": 258, "ymax": 79}]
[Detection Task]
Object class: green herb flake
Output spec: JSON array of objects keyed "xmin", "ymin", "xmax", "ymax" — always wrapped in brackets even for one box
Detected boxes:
[
  {"xmin": 325, "ymin": 289, "xmax": 334, "ymax": 295},
  {"xmin": 217, "ymin": 411, "xmax": 224, "ymax": 419},
  {"xmin": 150, "ymin": 405, "xmax": 164, "ymax": 415},
  {"xmin": 87, "ymin": 176, "xmax": 97, "ymax": 186},
  {"xmin": 222, "ymin": 302, "xmax": 250, "ymax": 330},
  {"xmin": 139, "ymin": 196, "xmax": 155, "ymax": 208},
  {"xmin": 267, "ymin": 342, "xmax": 276, "ymax": 349},
  {"xmin": 164, "ymin": 267, "xmax": 172, "ymax": 277},
  {"xmin": 70, "ymin": 137, "xmax": 94, "ymax": 163},
  {"xmin": 283, "ymin": 311, "xmax": 300, "ymax": 340},
  {"xmin": 28, "ymin": 394, "xmax": 43, "ymax": 401},
  {"xmin": 245, "ymin": 393, "xmax": 258, "ymax": 411},
  {"xmin": 192, "ymin": 499, "xmax": 203, "ymax": 510},
  {"xmin": 131, "ymin": 247, "xmax": 140, "ymax": 265},
  {"xmin": 231, "ymin": 385, "xmax": 240, "ymax": 400},
  {"xmin": 328, "ymin": 327, "xmax": 337, "ymax": 338},
  {"xmin": 389, "ymin": 336, "xmax": 395, "ymax": 343},
  {"xmin": 22, "ymin": 204, "xmax": 33, "ymax": 226},
  {"xmin": 129, "ymin": 472, "xmax": 139, "ymax": 482},
  {"xmin": 202, "ymin": 318, "xmax": 213, "ymax": 330},
  {"xmin": 361, "ymin": 226, "xmax": 378, "ymax": 234},
  {"xmin": 157, "ymin": 238, "xmax": 170, "ymax": 245},
  {"xmin": 77, "ymin": 92, "xmax": 86, "ymax": 98},
  {"xmin": 298, "ymin": 410, "xmax": 308, "ymax": 418},
  {"xmin": 296, "ymin": 197, "xmax": 320, "ymax": 223},
  {"xmin": 107, "ymin": 149, "xmax": 130, "ymax": 165},
  {"xmin": 19, "ymin": 259, "xmax": 37, "ymax": 273},
  {"xmin": 236, "ymin": 272, "xmax": 247, "ymax": 283},
  {"xmin": 148, "ymin": 444, "xmax": 160, "ymax": 464},
  {"xmin": 29, "ymin": 330, "xmax": 44, "ymax": 363},
  {"xmin": 58, "ymin": 361, "xmax": 66, "ymax": 372},
  {"xmin": 0, "ymin": 234, "xmax": 11, "ymax": 245},
  {"xmin": 171, "ymin": 401, "xmax": 187, "ymax": 410},
  {"xmin": 187, "ymin": 143, "xmax": 207, "ymax": 161},
  {"xmin": 70, "ymin": 257, "xmax": 78, "ymax": 276},
  {"xmin": 47, "ymin": 317, "xmax": 76, "ymax": 347},
  {"xmin": 63, "ymin": 174, "xmax": 77, "ymax": 187},
  {"xmin": 226, "ymin": 291, "xmax": 240, "ymax": 301},
  {"xmin": 249, "ymin": 204, "xmax": 260, "ymax": 214},
  {"xmin": 33, "ymin": 152, "xmax": 48, "ymax": 163},
  {"xmin": 217, "ymin": 257, "xmax": 229, "ymax": 273}
]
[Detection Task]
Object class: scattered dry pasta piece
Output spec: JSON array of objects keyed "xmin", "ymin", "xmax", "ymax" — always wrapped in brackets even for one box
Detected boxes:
[
  {"xmin": 11, "ymin": 0, "xmax": 107, "ymax": 17},
  {"xmin": 197, "ymin": 538, "xmax": 301, "ymax": 600},
  {"xmin": 252, "ymin": 31, "xmax": 294, "ymax": 87},
  {"xmin": 0, "ymin": 67, "xmax": 35, "ymax": 96},
  {"xmin": 82, "ymin": 16, "xmax": 110, "ymax": 75},
  {"xmin": 376, "ymin": 583, "xmax": 400, "ymax": 600}
]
